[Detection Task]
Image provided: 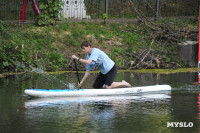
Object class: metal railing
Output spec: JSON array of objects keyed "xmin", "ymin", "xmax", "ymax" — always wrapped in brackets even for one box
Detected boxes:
[
  {"xmin": 0, "ymin": 0, "xmax": 198, "ymax": 22},
  {"xmin": 0, "ymin": 0, "xmax": 36, "ymax": 21},
  {"xmin": 84, "ymin": 0, "xmax": 198, "ymax": 19}
]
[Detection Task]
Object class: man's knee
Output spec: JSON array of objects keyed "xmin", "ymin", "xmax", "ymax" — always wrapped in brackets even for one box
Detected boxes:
[{"xmin": 92, "ymin": 84, "xmax": 102, "ymax": 89}]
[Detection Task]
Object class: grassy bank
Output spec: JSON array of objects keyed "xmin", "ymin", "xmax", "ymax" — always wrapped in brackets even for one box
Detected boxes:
[{"xmin": 0, "ymin": 18, "xmax": 198, "ymax": 72}]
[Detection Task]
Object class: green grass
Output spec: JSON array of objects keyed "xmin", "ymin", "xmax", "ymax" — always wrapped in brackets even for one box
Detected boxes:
[{"xmin": 0, "ymin": 18, "xmax": 198, "ymax": 72}]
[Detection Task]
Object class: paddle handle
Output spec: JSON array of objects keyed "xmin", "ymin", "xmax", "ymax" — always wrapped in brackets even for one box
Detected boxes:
[{"xmin": 73, "ymin": 59, "xmax": 81, "ymax": 89}]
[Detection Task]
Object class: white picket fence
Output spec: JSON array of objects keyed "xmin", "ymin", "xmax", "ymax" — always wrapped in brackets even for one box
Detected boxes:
[{"xmin": 61, "ymin": 0, "xmax": 91, "ymax": 19}]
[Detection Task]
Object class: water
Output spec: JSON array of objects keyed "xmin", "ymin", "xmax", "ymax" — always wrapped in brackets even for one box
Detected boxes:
[
  {"xmin": 29, "ymin": 66, "xmax": 69, "ymax": 89},
  {"xmin": 0, "ymin": 71, "xmax": 200, "ymax": 133}
]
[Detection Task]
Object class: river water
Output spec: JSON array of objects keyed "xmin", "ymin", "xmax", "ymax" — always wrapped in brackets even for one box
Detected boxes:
[{"xmin": 0, "ymin": 71, "xmax": 200, "ymax": 133}]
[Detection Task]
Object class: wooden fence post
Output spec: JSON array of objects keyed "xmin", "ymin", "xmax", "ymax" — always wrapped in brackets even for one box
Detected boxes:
[
  {"xmin": 155, "ymin": 0, "xmax": 159, "ymax": 21},
  {"xmin": 105, "ymin": 0, "xmax": 108, "ymax": 15}
]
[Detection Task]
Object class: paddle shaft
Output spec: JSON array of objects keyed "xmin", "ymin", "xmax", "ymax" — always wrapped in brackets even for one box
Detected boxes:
[{"xmin": 73, "ymin": 59, "xmax": 81, "ymax": 89}]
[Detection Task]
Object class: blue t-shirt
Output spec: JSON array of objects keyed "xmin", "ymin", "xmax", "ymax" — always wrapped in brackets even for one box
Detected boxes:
[{"xmin": 86, "ymin": 48, "xmax": 115, "ymax": 74}]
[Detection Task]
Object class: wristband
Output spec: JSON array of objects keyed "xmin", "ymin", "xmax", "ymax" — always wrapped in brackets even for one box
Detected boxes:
[{"xmin": 78, "ymin": 57, "xmax": 81, "ymax": 61}]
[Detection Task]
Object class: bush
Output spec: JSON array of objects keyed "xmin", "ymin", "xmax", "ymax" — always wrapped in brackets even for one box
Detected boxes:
[{"xmin": 37, "ymin": 0, "xmax": 64, "ymax": 26}]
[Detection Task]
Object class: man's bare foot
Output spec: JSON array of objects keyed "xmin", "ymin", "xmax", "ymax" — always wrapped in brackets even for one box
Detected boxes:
[{"xmin": 122, "ymin": 80, "xmax": 131, "ymax": 87}]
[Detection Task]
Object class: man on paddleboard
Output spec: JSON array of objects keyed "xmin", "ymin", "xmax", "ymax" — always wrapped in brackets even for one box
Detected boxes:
[{"xmin": 72, "ymin": 41, "xmax": 131, "ymax": 89}]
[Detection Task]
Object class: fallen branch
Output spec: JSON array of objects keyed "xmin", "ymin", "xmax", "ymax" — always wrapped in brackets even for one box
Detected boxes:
[{"xmin": 132, "ymin": 35, "xmax": 157, "ymax": 69}]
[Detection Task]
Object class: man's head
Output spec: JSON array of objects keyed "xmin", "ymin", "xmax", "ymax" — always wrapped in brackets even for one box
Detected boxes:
[
  {"xmin": 81, "ymin": 41, "xmax": 92, "ymax": 54},
  {"xmin": 81, "ymin": 41, "xmax": 92, "ymax": 48}
]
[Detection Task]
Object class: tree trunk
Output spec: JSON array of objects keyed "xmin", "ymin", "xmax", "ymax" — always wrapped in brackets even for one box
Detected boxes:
[{"xmin": 178, "ymin": 41, "xmax": 198, "ymax": 67}]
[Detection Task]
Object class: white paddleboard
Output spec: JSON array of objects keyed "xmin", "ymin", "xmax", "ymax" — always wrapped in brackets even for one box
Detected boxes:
[{"xmin": 24, "ymin": 85, "xmax": 171, "ymax": 97}]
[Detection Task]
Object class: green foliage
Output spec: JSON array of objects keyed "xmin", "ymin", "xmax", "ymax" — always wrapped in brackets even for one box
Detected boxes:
[
  {"xmin": 37, "ymin": 0, "xmax": 64, "ymax": 26},
  {"xmin": 46, "ymin": 51, "xmax": 65, "ymax": 71},
  {"xmin": 117, "ymin": 31, "xmax": 142, "ymax": 52},
  {"xmin": 112, "ymin": 47, "xmax": 125, "ymax": 57},
  {"xmin": 0, "ymin": 20, "xmax": 5, "ymax": 31},
  {"xmin": 0, "ymin": 18, "xmax": 197, "ymax": 72},
  {"xmin": 57, "ymin": 23, "xmax": 69, "ymax": 32},
  {"xmin": 0, "ymin": 23, "xmax": 67, "ymax": 72},
  {"xmin": 103, "ymin": 13, "xmax": 108, "ymax": 24},
  {"xmin": 107, "ymin": 47, "xmax": 126, "ymax": 67}
]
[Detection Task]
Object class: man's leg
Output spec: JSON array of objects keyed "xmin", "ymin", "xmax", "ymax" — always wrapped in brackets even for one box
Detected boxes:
[
  {"xmin": 107, "ymin": 80, "xmax": 131, "ymax": 89},
  {"xmin": 105, "ymin": 65, "xmax": 131, "ymax": 89},
  {"xmin": 93, "ymin": 72, "xmax": 105, "ymax": 89}
]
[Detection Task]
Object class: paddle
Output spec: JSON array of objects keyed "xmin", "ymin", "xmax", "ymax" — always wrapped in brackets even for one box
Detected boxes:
[{"xmin": 73, "ymin": 59, "xmax": 81, "ymax": 89}]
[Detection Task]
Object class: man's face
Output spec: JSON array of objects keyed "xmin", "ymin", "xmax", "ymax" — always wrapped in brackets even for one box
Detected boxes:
[{"xmin": 82, "ymin": 46, "xmax": 91, "ymax": 54}]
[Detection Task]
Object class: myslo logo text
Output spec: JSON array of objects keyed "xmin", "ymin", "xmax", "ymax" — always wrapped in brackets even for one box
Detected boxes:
[{"xmin": 167, "ymin": 122, "xmax": 193, "ymax": 127}]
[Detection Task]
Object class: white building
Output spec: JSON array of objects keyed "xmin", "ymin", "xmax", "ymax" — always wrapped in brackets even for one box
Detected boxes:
[{"xmin": 61, "ymin": 0, "xmax": 90, "ymax": 19}]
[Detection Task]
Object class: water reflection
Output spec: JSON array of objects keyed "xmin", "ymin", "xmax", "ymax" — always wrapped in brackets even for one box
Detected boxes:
[
  {"xmin": 24, "ymin": 94, "xmax": 171, "ymax": 133},
  {"xmin": 25, "ymin": 94, "xmax": 171, "ymax": 108}
]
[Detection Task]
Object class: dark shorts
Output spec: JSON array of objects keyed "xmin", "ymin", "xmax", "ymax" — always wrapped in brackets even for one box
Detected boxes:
[{"xmin": 93, "ymin": 64, "xmax": 117, "ymax": 89}]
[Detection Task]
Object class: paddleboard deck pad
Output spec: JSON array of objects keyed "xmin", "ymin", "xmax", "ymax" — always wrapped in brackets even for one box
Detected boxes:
[{"xmin": 24, "ymin": 85, "xmax": 171, "ymax": 97}]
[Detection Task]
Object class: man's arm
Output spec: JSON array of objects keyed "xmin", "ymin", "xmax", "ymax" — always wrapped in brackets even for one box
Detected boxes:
[
  {"xmin": 79, "ymin": 71, "xmax": 90, "ymax": 87},
  {"xmin": 72, "ymin": 55, "xmax": 92, "ymax": 64}
]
